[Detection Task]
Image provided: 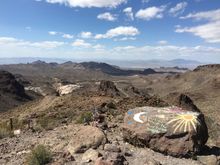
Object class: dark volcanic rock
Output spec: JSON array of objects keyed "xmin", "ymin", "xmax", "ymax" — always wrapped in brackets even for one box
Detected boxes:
[
  {"xmin": 177, "ymin": 94, "xmax": 201, "ymax": 113},
  {"xmin": 0, "ymin": 70, "xmax": 30, "ymax": 112},
  {"xmin": 99, "ymin": 80, "xmax": 120, "ymax": 96},
  {"xmin": 122, "ymin": 106, "xmax": 208, "ymax": 157},
  {"xmin": 0, "ymin": 70, "xmax": 27, "ymax": 98}
]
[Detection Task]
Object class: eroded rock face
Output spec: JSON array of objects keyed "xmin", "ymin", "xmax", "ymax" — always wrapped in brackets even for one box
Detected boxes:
[
  {"xmin": 0, "ymin": 70, "xmax": 26, "ymax": 97},
  {"xmin": 67, "ymin": 126, "xmax": 105, "ymax": 155},
  {"xmin": 99, "ymin": 80, "xmax": 120, "ymax": 96},
  {"xmin": 122, "ymin": 106, "xmax": 208, "ymax": 157}
]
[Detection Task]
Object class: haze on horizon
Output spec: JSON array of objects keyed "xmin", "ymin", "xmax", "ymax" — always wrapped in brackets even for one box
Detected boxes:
[{"xmin": 0, "ymin": 0, "xmax": 220, "ymax": 63}]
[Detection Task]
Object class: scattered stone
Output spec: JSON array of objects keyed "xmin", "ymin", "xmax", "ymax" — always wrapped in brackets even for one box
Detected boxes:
[
  {"xmin": 62, "ymin": 151, "xmax": 75, "ymax": 162},
  {"xmin": 95, "ymin": 158, "xmax": 113, "ymax": 165},
  {"xmin": 122, "ymin": 106, "xmax": 209, "ymax": 157},
  {"xmin": 103, "ymin": 152, "xmax": 126, "ymax": 165},
  {"xmin": 81, "ymin": 148, "xmax": 100, "ymax": 163},
  {"xmin": 67, "ymin": 126, "xmax": 105, "ymax": 154},
  {"xmin": 197, "ymin": 155, "xmax": 218, "ymax": 165},
  {"xmin": 104, "ymin": 144, "xmax": 121, "ymax": 153},
  {"xmin": 145, "ymin": 159, "xmax": 161, "ymax": 165}
]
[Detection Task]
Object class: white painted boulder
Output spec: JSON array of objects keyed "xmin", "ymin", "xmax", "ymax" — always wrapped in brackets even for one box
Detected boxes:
[{"xmin": 122, "ymin": 106, "xmax": 208, "ymax": 157}]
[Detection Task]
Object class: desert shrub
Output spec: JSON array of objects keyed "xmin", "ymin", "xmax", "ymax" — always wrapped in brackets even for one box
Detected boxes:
[
  {"xmin": 26, "ymin": 145, "xmax": 52, "ymax": 165},
  {"xmin": 76, "ymin": 111, "xmax": 93, "ymax": 124}
]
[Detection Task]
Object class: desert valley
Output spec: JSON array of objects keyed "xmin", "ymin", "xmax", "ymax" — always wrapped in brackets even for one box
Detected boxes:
[{"xmin": 0, "ymin": 61, "xmax": 220, "ymax": 165}]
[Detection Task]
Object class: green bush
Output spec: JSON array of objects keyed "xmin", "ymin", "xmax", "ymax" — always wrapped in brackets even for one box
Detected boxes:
[{"xmin": 26, "ymin": 145, "xmax": 52, "ymax": 165}]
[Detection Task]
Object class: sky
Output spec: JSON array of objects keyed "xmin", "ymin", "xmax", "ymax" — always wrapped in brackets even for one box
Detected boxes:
[{"xmin": 0, "ymin": 0, "xmax": 220, "ymax": 62}]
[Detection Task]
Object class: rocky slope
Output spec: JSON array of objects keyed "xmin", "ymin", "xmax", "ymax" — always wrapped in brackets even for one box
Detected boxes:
[
  {"xmin": 0, "ymin": 70, "xmax": 31, "ymax": 112},
  {"xmin": 0, "ymin": 64, "xmax": 220, "ymax": 165},
  {"xmin": 0, "ymin": 80, "xmax": 219, "ymax": 165}
]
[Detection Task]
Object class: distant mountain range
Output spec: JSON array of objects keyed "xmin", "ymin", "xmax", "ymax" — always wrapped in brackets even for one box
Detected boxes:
[{"xmin": 0, "ymin": 58, "xmax": 207, "ymax": 69}]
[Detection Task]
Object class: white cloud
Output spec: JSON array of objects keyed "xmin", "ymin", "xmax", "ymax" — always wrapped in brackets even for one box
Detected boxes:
[
  {"xmin": 97, "ymin": 12, "xmax": 117, "ymax": 21},
  {"xmin": 176, "ymin": 9, "xmax": 220, "ymax": 43},
  {"xmin": 123, "ymin": 7, "xmax": 134, "ymax": 21},
  {"xmin": 158, "ymin": 40, "xmax": 168, "ymax": 45},
  {"xmin": 0, "ymin": 37, "xmax": 65, "ymax": 49},
  {"xmin": 80, "ymin": 32, "xmax": 93, "ymax": 39},
  {"xmin": 111, "ymin": 45, "xmax": 220, "ymax": 60},
  {"xmin": 71, "ymin": 39, "xmax": 105, "ymax": 50},
  {"xmin": 48, "ymin": 31, "xmax": 58, "ymax": 35},
  {"xmin": 180, "ymin": 9, "xmax": 220, "ymax": 21},
  {"xmin": 49, "ymin": 31, "xmax": 74, "ymax": 39},
  {"xmin": 169, "ymin": 2, "xmax": 188, "ymax": 17},
  {"xmin": 1, "ymin": 37, "xmax": 220, "ymax": 62},
  {"xmin": 93, "ymin": 44, "xmax": 105, "ymax": 50},
  {"xmin": 176, "ymin": 21, "xmax": 220, "ymax": 43},
  {"xmin": 44, "ymin": 0, "xmax": 127, "ymax": 8},
  {"xmin": 114, "ymin": 37, "xmax": 136, "ymax": 41},
  {"xmin": 0, "ymin": 37, "xmax": 19, "ymax": 44},
  {"xmin": 135, "ymin": 6, "xmax": 165, "ymax": 20},
  {"xmin": 62, "ymin": 33, "xmax": 74, "ymax": 39},
  {"xmin": 31, "ymin": 41, "xmax": 65, "ymax": 49},
  {"xmin": 71, "ymin": 39, "xmax": 91, "ymax": 48},
  {"xmin": 95, "ymin": 26, "xmax": 139, "ymax": 39}
]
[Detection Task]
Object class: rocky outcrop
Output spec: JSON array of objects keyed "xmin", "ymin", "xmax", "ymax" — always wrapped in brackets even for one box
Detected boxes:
[
  {"xmin": 122, "ymin": 106, "xmax": 209, "ymax": 157},
  {"xmin": 0, "ymin": 70, "xmax": 30, "ymax": 112},
  {"xmin": 177, "ymin": 94, "xmax": 201, "ymax": 113},
  {"xmin": 0, "ymin": 70, "xmax": 27, "ymax": 97},
  {"xmin": 194, "ymin": 64, "xmax": 220, "ymax": 72},
  {"xmin": 99, "ymin": 81, "xmax": 120, "ymax": 96},
  {"xmin": 67, "ymin": 126, "xmax": 106, "ymax": 155}
]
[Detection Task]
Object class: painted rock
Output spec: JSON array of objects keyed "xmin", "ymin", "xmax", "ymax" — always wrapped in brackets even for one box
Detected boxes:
[{"xmin": 122, "ymin": 106, "xmax": 208, "ymax": 157}]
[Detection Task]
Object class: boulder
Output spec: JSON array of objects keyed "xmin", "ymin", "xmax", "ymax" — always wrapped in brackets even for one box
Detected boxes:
[
  {"xmin": 81, "ymin": 149, "xmax": 100, "ymax": 163},
  {"xmin": 197, "ymin": 155, "xmax": 218, "ymax": 165},
  {"xmin": 122, "ymin": 106, "xmax": 208, "ymax": 157},
  {"xmin": 104, "ymin": 144, "xmax": 121, "ymax": 153},
  {"xmin": 67, "ymin": 126, "xmax": 105, "ymax": 155},
  {"xmin": 102, "ymin": 152, "xmax": 126, "ymax": 165}
]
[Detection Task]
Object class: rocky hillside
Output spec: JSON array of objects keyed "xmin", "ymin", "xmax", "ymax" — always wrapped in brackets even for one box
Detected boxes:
[
  {"xmin": 0, "ymin": 64, "xmax": 220, "ymax": 165},
  {"xmin": 81, "ymin": 62, "xmax": 157, "ymax": 76},
  {"xmin": 0, "ymin": 61, "xmax": 158, "ymax": 86},
  {"xmin": 1, "ymin": 80, "xmax": 219, "ymax": 165},
  {"xmin": 0, "ymin": 70, "xmax": 30, "ymax": 112}
]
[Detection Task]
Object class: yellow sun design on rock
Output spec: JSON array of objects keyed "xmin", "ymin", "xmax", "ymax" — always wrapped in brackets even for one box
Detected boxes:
[{"xmin": 167, "ymin": 112, "xmax": 200, "ymax": 133}]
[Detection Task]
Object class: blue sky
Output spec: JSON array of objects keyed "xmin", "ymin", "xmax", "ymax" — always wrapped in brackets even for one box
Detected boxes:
[{"xmin": 0, "ymin": 0, "xmax": 220, "ymax": 62}]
